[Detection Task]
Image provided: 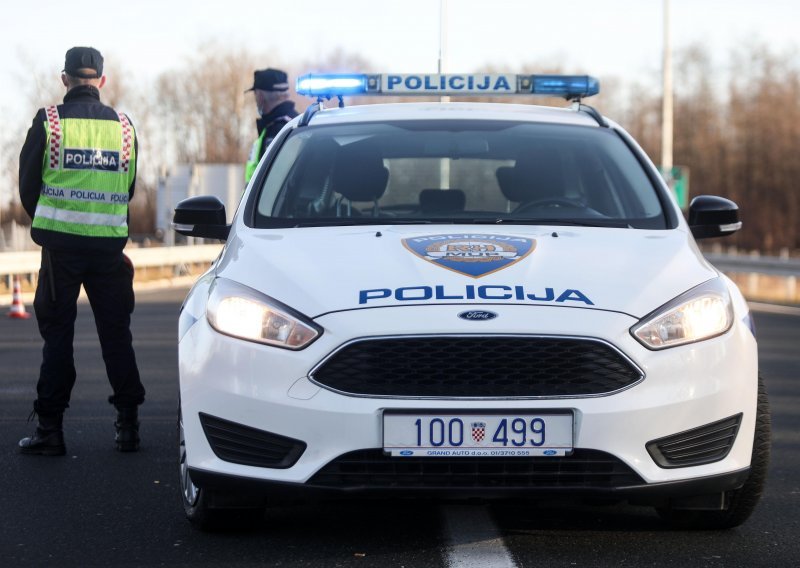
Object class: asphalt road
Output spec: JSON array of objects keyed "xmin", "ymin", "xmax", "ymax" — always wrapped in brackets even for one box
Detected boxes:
[{"xmin": 0, "ymin": 288, "xmax": 797, "ymax": 567}]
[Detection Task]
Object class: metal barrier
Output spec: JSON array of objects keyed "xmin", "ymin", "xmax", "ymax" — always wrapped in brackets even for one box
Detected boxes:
[
  {"xmin": 703, "ymin": 253, "xmax": 800, "ymax": 277},
  {"xmin": 704, "ymin": 253, "xmax": 799, "ymax": 305},
  {"xmin": 0, "ymin": 245, "xmax": 223, "ymax": 305}
]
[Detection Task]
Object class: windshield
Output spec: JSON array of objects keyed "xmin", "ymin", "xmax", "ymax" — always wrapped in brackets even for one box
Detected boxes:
[{"xmin": 254, "ymin": 120, "xmax": 666, "ymax": 229}]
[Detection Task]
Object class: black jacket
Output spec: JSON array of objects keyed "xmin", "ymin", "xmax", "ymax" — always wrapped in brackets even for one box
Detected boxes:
[
  {"xmin": 19, "ymin": 85, "xmax": 138, "ymax": 252},
  {"xmin": 254, "ymin": 100, "xmax": 298, "ymax": 161}
]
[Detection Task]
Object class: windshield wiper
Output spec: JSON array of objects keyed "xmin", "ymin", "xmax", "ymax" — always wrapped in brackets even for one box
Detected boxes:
[
  {"xmin": 260, "ymin": 217, "xmax": 630, "ymax": 229},
  {"xmin": 263, "ymin": 218, "xmax": 434, "ymax": 228},
  {"xmin": 502, "ymin": 218, "xmax": 632, "ymax": 228}
]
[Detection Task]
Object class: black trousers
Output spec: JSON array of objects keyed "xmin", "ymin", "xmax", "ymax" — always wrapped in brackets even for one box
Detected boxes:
[{"xmin": 32, "ymin": 248, "xmax": 145, "ymax": 416}]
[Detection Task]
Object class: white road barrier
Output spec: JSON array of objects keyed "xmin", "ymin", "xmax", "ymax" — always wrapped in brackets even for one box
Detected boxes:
[{"xmin": 0, "ymin": 244, "xmax": 223, "ymax": 306}]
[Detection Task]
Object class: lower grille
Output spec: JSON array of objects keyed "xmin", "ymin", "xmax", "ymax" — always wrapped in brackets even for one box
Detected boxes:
[
  {"xmin": 647, "ymin": 413, "xmax": 743, "ymax": 468},
  {"xmin": 311, "ymin": 336, "xmax": 643, "ymax": 398},
  {"xmin": 199, "ymin": 413, "xmax": 306, "ymax": 469},
  {"xmin": 308, "ymin": 449, "xmax": 644, "ymax": 489}
]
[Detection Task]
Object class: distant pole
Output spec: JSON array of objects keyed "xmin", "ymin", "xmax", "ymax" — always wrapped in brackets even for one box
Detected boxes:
[
  {"xmin": 438, "ymin": 0, "xmax": 451, "ymax": 189},
  {"xmin": 438, "ymin": 0, "xmax": 450, "ymax": 101},
  {"xmin": 438, "ymin": 0, "xmax": 448, "ymax": 74},
  {"xmin": 661, "ymin": 0, "xmax": 674, "ymax": 174}
]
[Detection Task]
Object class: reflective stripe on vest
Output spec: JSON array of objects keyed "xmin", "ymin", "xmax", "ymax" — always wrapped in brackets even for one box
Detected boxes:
[
  {"xmin": 33, "ymin": 106, "xmax": 135, "ymax": 238},
  {"xmin": 119, "ymin": 112, "xmax": 133, "ymax": 173},
  {"xmin": 35, "ymin": 205, "xmax": 128, "ymax": 228},
  {"xmin": 45, "ymin": 106, "xmax": 63, "ymax": 169}
]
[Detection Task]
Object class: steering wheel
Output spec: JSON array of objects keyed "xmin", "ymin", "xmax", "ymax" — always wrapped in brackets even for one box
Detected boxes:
[{"xmin": 514, "ymin": 198, "xmax": 585, "ymax": 214}]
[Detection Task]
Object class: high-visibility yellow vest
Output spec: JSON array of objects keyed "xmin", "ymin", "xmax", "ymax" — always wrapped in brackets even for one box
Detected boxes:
[
  {"xmin": 244, "ymin": 130, "xmax": 266, "ymax": 185},
  {"xmin": 33, "ymin": 105, "xmax": 135, "ymax": 238}
]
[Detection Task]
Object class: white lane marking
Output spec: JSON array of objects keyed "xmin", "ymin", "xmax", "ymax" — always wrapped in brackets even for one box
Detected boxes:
[
  {"xmin": 442, "ymin": 504, "xmax": 517, "ymax": 568},
  {"xmin": 749, "ymin": 302, "xmax": 800, "ymax": 316}
]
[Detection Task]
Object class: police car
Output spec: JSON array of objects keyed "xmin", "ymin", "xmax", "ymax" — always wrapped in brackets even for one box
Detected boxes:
[{"xmin": 173, "ymin": 73, "xmax": 769, "ymax": 530}]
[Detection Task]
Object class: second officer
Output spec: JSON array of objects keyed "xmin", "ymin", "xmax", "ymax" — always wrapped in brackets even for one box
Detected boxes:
[{"xmin": 244, "ymin": 67, "xmax": 298, "ymax": 185}]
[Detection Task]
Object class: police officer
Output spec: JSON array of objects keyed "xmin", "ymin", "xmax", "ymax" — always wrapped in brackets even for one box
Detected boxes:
[
  {"xmin": 244, "ymin": 68, "xmax": 298, "ymax": 185},
  {"xmin": 17, "ymin": 47, "xmax": 145, "ymax": 455}
]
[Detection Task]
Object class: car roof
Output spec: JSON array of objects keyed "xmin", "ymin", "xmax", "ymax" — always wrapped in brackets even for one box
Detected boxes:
[{"xmin": 303, "ymin": 101, "xmax": 603, "ymax": 128}]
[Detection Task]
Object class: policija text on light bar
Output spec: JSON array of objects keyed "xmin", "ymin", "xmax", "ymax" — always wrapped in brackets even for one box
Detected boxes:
[{"xmin": 295, "ymin": 73, "xmax": 600, "ymax": 100}]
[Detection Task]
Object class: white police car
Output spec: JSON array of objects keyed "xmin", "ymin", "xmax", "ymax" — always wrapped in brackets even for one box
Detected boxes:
[{"xmin": 173, "ymin": 73, "xmax": 769, "ymax": 530}]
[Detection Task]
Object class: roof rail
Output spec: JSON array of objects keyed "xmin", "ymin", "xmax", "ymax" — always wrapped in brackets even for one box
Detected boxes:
[
  {"xmin": 572, "ymin": 102, "xmax": 608, "ymax": 128},
  {"xmin": 298, "ymin": 101, "xmax": 324, "ymax": 127}
]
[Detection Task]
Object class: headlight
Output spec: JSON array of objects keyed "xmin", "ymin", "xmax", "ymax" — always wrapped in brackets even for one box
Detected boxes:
[
  {"xmin": 631, "ymin": 278, "xmax": 734, "ymax": 350},
  {"xmin": 207, "ymin": 278, "xmax": 321, "ymax": 349}
]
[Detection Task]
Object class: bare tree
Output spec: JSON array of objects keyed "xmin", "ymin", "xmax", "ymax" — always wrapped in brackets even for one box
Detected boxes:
[
  {"xmin": 725, "ymin": 44, "xmax": 800, "ymax": 252},
  {"xmin": 621, "ymin": 43, "xmax": 800, "ymax": 253},
  {"xmin": 152, "ymin": 44, "xmax": 266, "ymax": 164},
  {"xmin": 672, "ymin": 45, "xmax": 727, "ymax": 200}
]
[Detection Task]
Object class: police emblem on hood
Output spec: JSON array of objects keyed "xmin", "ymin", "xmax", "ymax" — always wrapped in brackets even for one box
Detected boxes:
[{"xmin": 402, "ymin": 234, "xmax": 536, "ymax": 278}]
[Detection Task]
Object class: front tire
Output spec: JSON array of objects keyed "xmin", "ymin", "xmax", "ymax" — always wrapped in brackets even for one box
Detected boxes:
[
  {"xmin": 179, "ymin": 408, "xmax": 264, "ymax": 531},
  {"xmin": 657, "ymin": 375, "xmax": 771, "ymax": 530}
]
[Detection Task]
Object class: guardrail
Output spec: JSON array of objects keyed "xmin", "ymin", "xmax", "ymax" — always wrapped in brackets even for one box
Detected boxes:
[
  {"xmin": 0, "ymin": 245, "xmax": 222, "ymax": 279},
  {"xmin": 703, "ymin": 253, "xmax": 800, "ymax": 277},
  {"xmin": 0, "ymin": 245, "xmax": 223, "ymax": 304},
  {"xmin": 702, "ymin": 252, "xmax": 799, "ymax": 305},
  {"xmin": 1, "ymin": 246, "xmax": 798, "ymax": 306}
]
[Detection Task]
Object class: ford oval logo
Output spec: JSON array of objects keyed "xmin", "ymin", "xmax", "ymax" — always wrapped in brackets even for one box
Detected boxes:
[
  {"xmin": 458, "ymin": 310, "xmax": 498, "ymax": 321},
  {"xmin": 399, "ymin": 450, "xmax": 414, "ymax": 456}
]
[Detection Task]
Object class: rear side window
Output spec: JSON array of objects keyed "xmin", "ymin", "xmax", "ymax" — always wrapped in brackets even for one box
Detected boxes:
[{"xmin": 255, "ymin": 120, "xmax": 666, "ymax": 229}]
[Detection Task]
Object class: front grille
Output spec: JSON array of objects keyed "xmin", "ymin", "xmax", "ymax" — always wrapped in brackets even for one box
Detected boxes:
[
  {"xmin": 647, "ymin": 413, "xmax": 743, "ymax": 468},
  {"xmin": 199, "ymin": 413, "xmax": 306, "ymax": 469},
  {"xmin": 308, "ymin": 449, "xmax": 644, "ymax": 489},
  {"xmin": 311, "ymin": 336, "xmax": 642, "ymax": 397}
]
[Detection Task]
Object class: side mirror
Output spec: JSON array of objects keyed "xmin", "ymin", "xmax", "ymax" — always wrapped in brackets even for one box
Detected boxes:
[
  {"xmin": 688, "ymin": 195, "xmax": 741, "ymax": 239},
  {"xmin": 172, "ymin": 195, "xmax": 230, "ymax": 241}
]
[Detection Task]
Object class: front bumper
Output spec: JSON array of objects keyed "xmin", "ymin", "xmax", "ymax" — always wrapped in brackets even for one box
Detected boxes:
[
  {"xmin": 188, "ymin": 464, "xmax": 751, "ymax": 506},
  {"xmin": 179, "ymin": 303, "xmax": 758, "ymax": 493}
]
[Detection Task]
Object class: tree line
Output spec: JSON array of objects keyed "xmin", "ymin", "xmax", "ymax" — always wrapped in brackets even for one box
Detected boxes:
[
  {"xmin": 1, "ymin": 43, "xmax": 797, "ymax": 253},
  {"xmin": 616, "ymin": 44, "xmax": 800, "ymax": 254}
]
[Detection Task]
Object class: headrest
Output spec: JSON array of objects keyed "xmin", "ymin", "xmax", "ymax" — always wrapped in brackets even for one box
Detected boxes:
[
  {"xmin": 292, "ymin": 138, "xmax": 338, "ymax": 199},
  {"xmin": 331, "ymin": 141, "xmax": 389, "ymax": 202},
  {"xmin": 419, "ymin": 189, "xmax": 466, "ymax": 213},
  {"xmin": 496, "ymin": 147, "xmax": 565, "ymax": 202},
  {"xmin": 496, "ymin": 166, "xmax": 523, "ymax": 202}
]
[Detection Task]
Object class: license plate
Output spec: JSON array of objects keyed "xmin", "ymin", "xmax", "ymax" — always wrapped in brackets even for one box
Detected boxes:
[{"xmin": 383, "ymin": 412, "xmax": 573, "ymax": 457}]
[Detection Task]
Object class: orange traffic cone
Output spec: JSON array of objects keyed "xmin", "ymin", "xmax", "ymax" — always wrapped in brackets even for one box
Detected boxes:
[{"xmin": 7, "ymin": 276, "xmax": 31, "ymax": 320}]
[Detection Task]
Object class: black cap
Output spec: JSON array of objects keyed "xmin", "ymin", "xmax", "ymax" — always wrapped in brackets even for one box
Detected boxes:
[
  {"xmin": 245, "ymin": 68, "xmax": 289, "ymax": 93},
  {"xmin": 63, "ymin": 46, "xmax": 104, "ymax": 79}
]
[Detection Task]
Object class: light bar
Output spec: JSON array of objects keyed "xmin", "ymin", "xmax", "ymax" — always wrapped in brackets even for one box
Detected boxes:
[
  {"xmin": 295, "ymin": 74, "xmax": 373, "ymax": 96},
  {"xmin": 527, "ymin": 75, "xmax": 599, "ymax": 99},
  {"xmin": 296, "ymin": 73, "xmax": 600, "ymax": 99}
]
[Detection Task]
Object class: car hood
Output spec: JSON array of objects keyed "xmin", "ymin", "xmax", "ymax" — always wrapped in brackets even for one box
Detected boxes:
[{"xmin": 215, "ymin": 225, "xmax": 718, "ymax": 320}]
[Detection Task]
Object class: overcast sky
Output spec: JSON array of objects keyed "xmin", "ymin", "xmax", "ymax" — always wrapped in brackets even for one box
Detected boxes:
[
  {"xmin": 1, "ymin": 0, "xmax": 796, "ymax": 111},
  {"xmin": 1, "ymin": 0, "xmax": 797, "ymax": 202}
]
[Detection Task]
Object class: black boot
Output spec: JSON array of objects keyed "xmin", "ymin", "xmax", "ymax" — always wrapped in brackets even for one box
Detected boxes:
[
  {"xmin": 19, "ymin": 414, "xmax": 66, "ymax": 456},
  {"xmin": 115, "ymin": 407, "xmax": 140, "ymax": 452}
]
